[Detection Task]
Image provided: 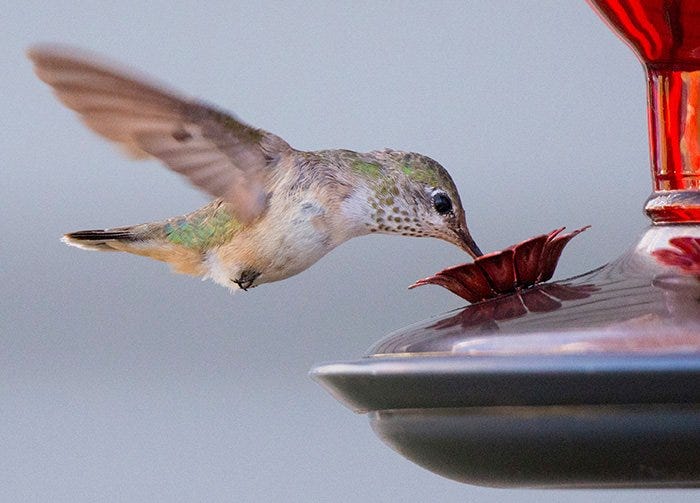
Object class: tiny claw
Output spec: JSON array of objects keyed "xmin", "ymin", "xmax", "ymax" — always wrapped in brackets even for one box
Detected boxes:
[{"xmin": 232, "ymin": 268, "xmax": 261, "ymax": 291}]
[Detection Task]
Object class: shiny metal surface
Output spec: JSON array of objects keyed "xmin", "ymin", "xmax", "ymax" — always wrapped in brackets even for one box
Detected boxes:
[
  {"xmin": 370, "ymin": 405, "xmax": 700, "ymax": 488},
  {"xmin": 311, "ymin": 354, "xmax": 700, "ymax": 413}
]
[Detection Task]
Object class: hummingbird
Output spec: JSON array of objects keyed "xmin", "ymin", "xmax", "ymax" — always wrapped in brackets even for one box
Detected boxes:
[{"xmin": 29, "ymin": 45, "xmax": 482, "ymax": 292}]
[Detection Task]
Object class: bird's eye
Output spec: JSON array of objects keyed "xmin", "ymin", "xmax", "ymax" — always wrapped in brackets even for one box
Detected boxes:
[{"xmin": 432, "ymin": 192, "xmax": 453, "ymax": 215}]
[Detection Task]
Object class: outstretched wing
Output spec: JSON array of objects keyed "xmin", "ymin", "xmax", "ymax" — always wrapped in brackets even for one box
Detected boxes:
[{"xmin": 28, "ymin": 44, "xmax": 291, "ymax": 223}]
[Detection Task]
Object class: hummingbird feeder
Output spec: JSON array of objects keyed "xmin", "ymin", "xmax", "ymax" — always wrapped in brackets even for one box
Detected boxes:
[{"xmin": 311, "ymin": 0, "xmax": 700, "ymax": 488}]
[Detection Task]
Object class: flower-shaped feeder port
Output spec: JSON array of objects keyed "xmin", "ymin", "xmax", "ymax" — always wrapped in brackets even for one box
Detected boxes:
[{"xmin": 410, "ymin": 226, "xmax": 590, "ymax": 303}]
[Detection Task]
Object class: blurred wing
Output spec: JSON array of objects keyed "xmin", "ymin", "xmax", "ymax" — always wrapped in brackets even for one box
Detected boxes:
[{"xmin": 28, "ymin": 44, "xmax": 291, "ymax": 223}]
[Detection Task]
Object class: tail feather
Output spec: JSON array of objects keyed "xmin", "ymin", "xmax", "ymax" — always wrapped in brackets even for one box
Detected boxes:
[
  {"xmin": 62, "ymin": 228, "xmax": 138, "ymax": 251},
  {"xmin": 62, "ymin": 226, "xmax": 205, "ymax": 276}
]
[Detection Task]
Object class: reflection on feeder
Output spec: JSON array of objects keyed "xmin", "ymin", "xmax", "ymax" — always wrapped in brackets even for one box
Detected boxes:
[
  {"xmin": 652, "ymin": 236, "xmax": 700, "ymax": 279},
  {"xmin": 426, "ymin": 282, "xmax": 598, "ymax": 331}
]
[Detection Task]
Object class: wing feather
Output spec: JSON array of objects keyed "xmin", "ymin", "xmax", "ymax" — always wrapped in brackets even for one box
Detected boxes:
[{"xmin": 29, "ymin": 44, "xmax": 291, "ymax": 223}]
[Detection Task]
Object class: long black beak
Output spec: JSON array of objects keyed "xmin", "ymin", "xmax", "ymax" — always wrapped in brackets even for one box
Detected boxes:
[{"xmin": 457, "ymin": 229, "xmax": 483, "ymax": 259}]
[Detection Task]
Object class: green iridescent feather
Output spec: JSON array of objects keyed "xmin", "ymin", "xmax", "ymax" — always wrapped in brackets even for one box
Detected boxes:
[
  {"xmin": 400, "ymin": 162, "xmax": 441, "ymax": 188},
  {"xmin": 352, "ymin": 160, "xmax": 382, "ymax": 178},
  {"xmin": 165, "ymin": 206, "xmax": 241, "ymax": 249}
]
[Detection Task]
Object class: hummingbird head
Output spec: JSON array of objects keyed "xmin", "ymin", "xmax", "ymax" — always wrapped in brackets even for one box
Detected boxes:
[{"xmin": 354, "ymin": 150, "xmax": 482, "ymax": 259}]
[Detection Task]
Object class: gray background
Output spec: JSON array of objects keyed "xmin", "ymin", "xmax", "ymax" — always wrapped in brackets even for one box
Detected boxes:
[{"xmin": 2, "ymin": 1, "xmax": 696, "ymax": 501}]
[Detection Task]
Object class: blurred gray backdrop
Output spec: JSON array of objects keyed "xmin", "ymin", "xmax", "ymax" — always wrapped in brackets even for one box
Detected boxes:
[{"xmin": 2, "ymin": 1, "xmax": 696, "ymax": 501}]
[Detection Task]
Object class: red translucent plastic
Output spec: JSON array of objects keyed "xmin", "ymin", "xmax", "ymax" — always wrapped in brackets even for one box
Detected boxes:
[{"xmin": 588, "ymin": 0, "xmax": 700, "ymax": 223}]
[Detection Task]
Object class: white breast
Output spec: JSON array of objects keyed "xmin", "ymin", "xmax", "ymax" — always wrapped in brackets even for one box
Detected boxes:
[{"xmin": 203, "ymin": 197, "xmax": 334, "ymax": 290}]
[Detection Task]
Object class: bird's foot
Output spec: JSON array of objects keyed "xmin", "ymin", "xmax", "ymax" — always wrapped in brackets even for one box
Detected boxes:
[{"xmin": 232, "ymin": 269, "xmax": 261, "ymax": 291}]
